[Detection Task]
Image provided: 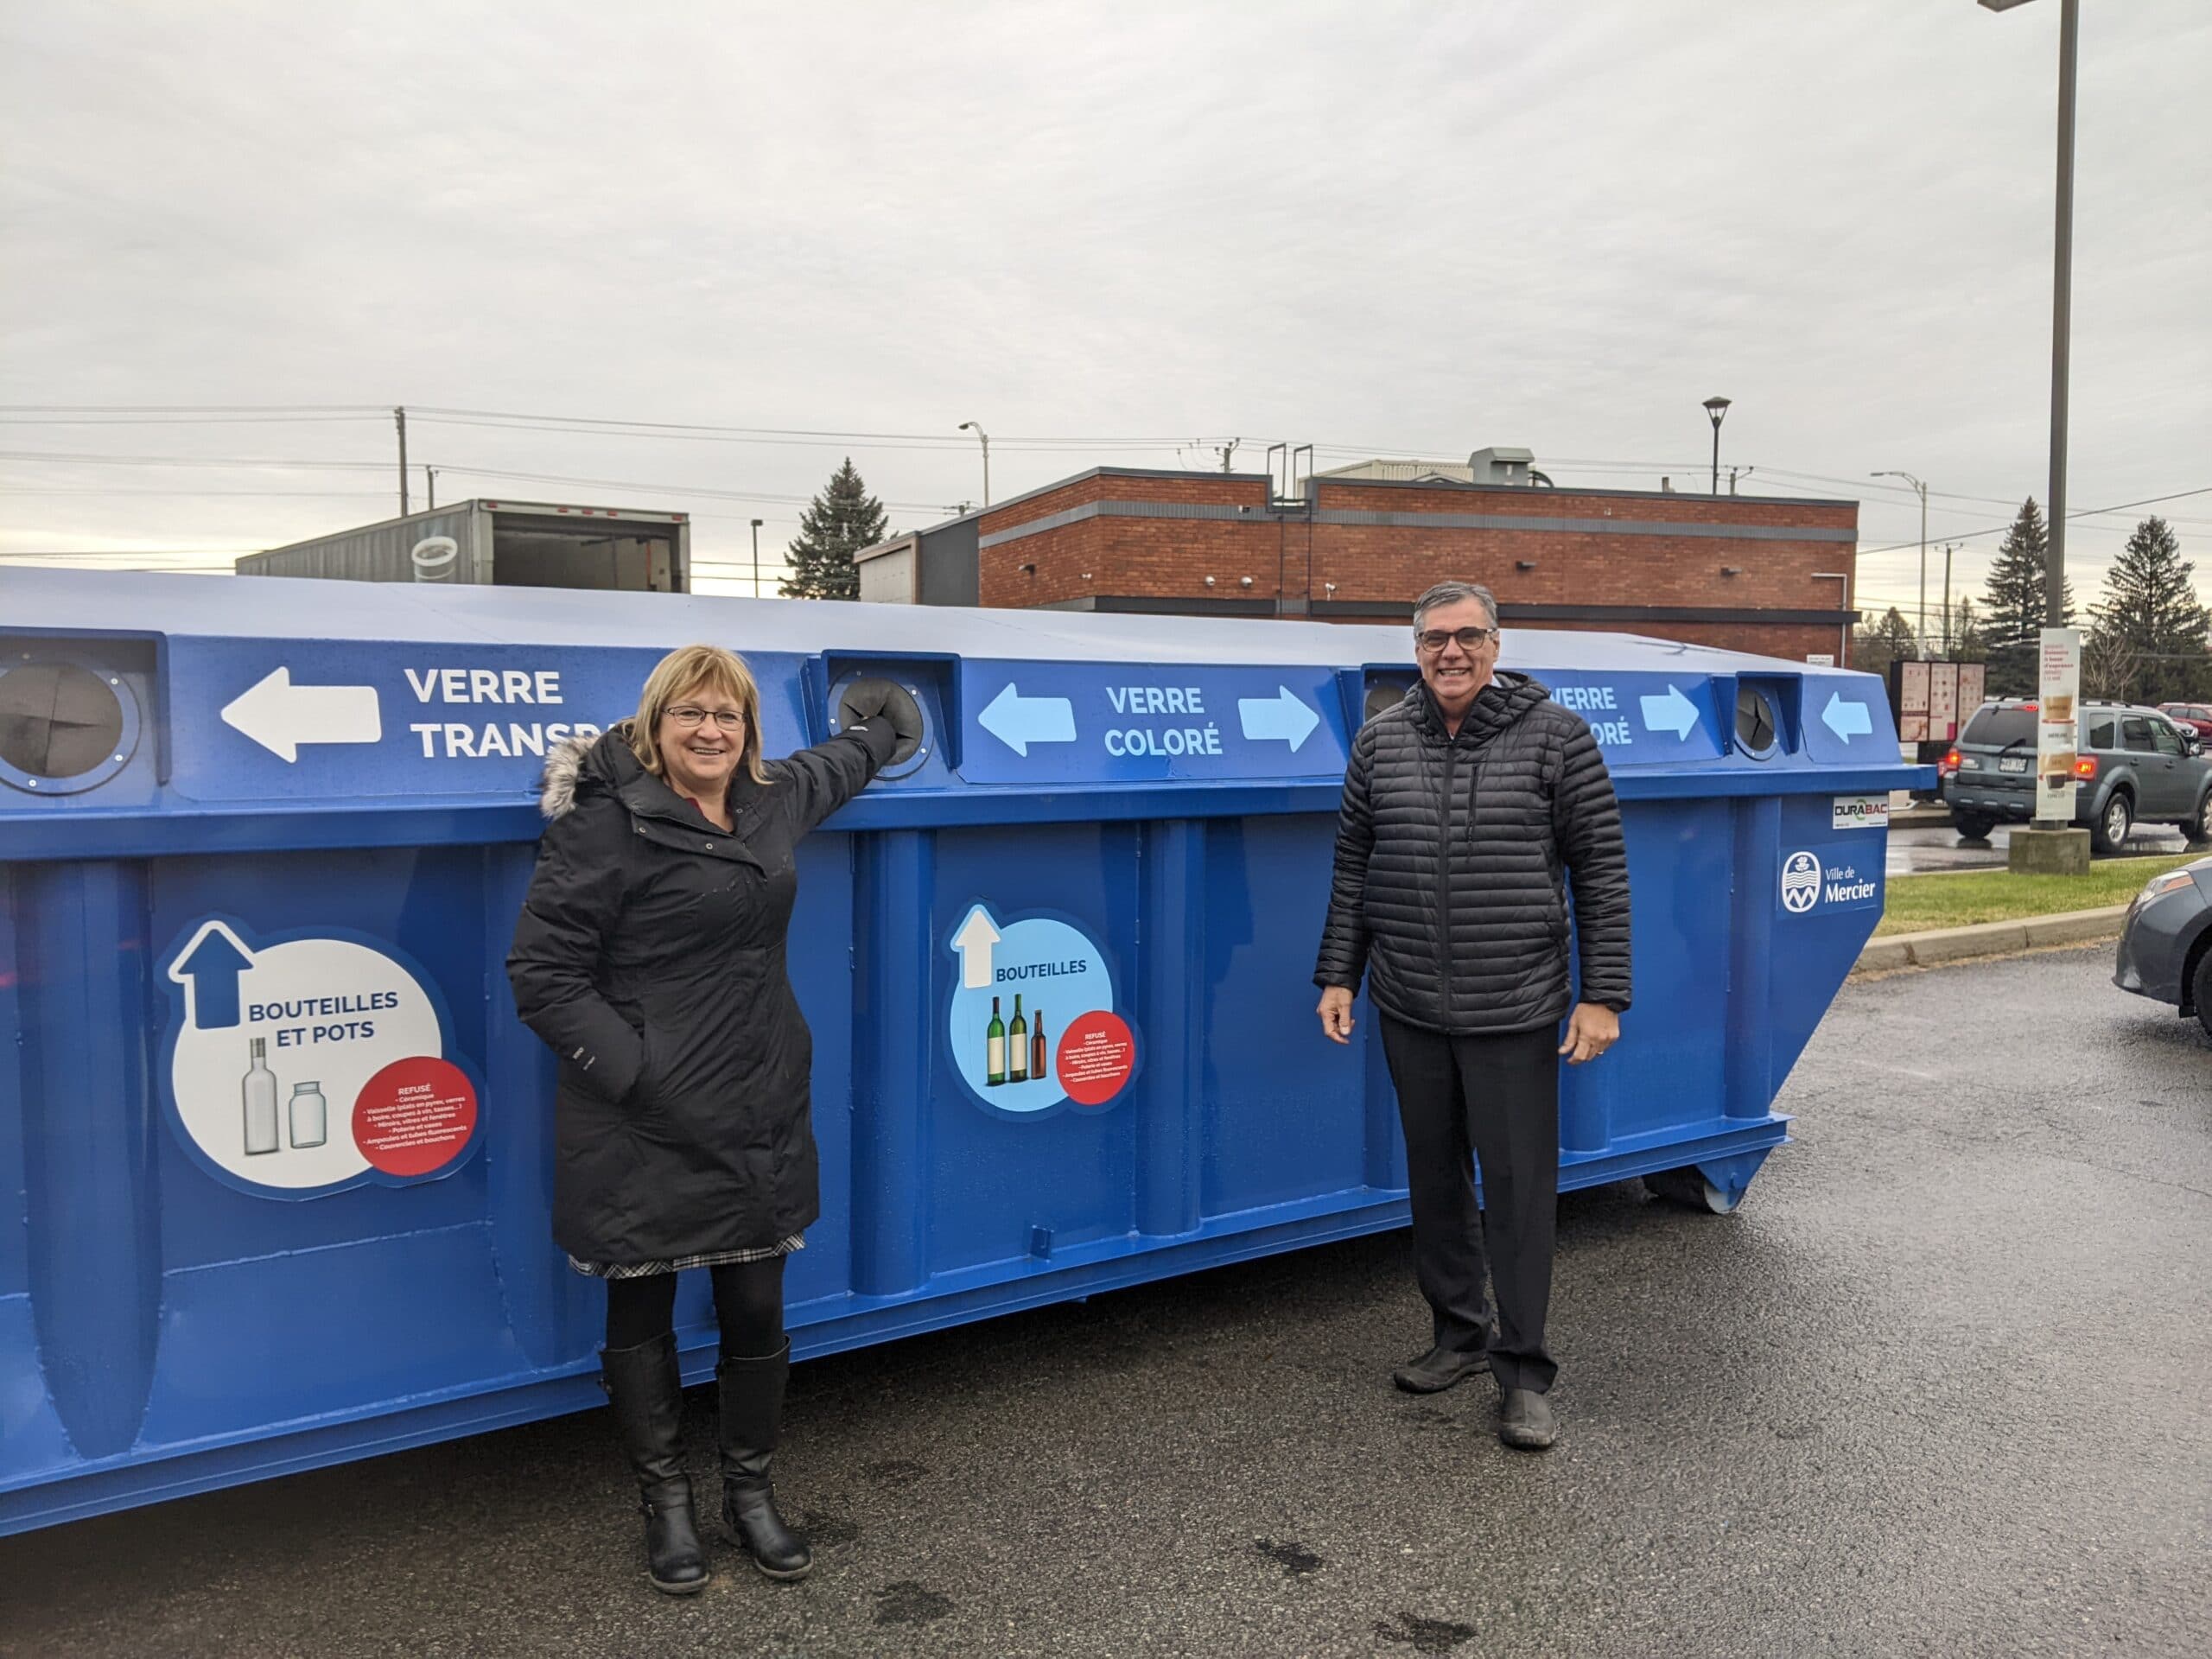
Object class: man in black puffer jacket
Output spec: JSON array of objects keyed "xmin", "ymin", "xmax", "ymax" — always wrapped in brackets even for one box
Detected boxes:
[{"xmin": 1315, "ymin": 580, "xmax": 1630, "ymax": 1451}]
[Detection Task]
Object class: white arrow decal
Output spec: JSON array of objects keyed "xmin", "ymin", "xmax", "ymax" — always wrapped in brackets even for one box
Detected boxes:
[
  {"xmin": 1237, "ymin": 685, "xmax": 1320, "ymax": 752},
  {"xmin": 977, "ymin": 683, "xmax": 1077, "ymax": 757},
  {"xmin": 220, "ymin": 667, "xmax": 382, "ymax": 763},
  {"xmin": 1637, "ymin": 684, "xmax": 1699, "ymax": 740},
  {"xmin": 952, "ymin": 904, "xmax": 1002, "ymax": 989},
  {"xmin": 1821, "ymin": 692, "xmax": 1872, "ymax": 742}
]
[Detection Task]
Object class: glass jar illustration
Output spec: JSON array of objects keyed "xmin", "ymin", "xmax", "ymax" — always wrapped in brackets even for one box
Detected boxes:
[{"xmin": 289, "ymin": 1080, "xmax": 327, "ymax": 1150}]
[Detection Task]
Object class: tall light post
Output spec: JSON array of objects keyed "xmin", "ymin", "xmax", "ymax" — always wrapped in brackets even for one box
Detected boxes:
[
  {"xmin": 1702, "ymin": 397, "xmax": 1731, "ymax": 494},
  {"xmin": 1981, "ymin": 0, "xmax": 2077, "ymax": 626},
  {"xmin": 750, "ymin": 518, "xmax": 764, "ymax": 599},
  {"xmin": 1872, "ymin": 470, "xmax": 1930, "ymax": 655},
  {"xmin": 957, "ymin": 420, "xmax": 991, "ymax": 508}
]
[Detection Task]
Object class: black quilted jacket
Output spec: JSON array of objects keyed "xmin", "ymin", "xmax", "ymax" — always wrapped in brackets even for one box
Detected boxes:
[{"xmin": 1314, "ymin": 672, "xmax": 1631, "ymax": 1034}]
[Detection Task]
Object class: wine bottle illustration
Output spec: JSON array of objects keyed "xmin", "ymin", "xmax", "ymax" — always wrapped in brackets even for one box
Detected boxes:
[
  {"xmin": 1007, "ymin": 995, "xmax": 1028, "ymax": 1083},
  {"xmin": 986, "ymin": 995, "xmax": 1007, "ymax": 1086},
  {"xmin": 1031, "ymin": 1009, "xmax": 1047, "ymax": 1082},
  {"xmin": 289, "ymin": 1080, "xmax": 328, "ymax": 1149},
  {"xmin": 242, "ymin": 1038, "xmax": 279, "ymax": 1155}
]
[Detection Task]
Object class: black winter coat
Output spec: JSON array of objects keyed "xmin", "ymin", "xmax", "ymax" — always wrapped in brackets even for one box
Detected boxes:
[
  {"xmin": 1314, "ymin": 672, "xmax": 1631, "ymax": 1034},
  {"xmin": 506, "ymin": 719, "xmax": 897, "ymax": 1264}
]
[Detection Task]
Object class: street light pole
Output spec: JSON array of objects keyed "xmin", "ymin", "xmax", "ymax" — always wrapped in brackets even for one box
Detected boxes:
[
  {"xmin": 1872, "ymin": 470, "xmax": 1929, "ymax": 655},
  {"xmin": 1981, "ymin": 0, "xmax": 2078, "ymax": 625},
  {"xmin": 958, "ymin": 421, "xmax": 991, "ymax": 508},
  {"xmin": 1702, "ymin": 397, "xmax": 1731, "ymax": 494},
  {"xmin": 750, "ymin": 518, "xmax": 764, "ymax": 599}
]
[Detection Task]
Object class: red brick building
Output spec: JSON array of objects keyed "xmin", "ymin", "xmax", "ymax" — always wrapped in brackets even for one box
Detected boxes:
[{"xmin": 858, "ymin": 462, "xmax": 1860, "ymax": 664}]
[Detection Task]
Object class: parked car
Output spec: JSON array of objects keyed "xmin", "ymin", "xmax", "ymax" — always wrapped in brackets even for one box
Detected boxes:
[
  {"xmin": 2158, "ymin": 702, "xmax": 2212, "ymax": 741},
  {"xmin": 2113, "ymin": 855, "xmax": 2212, "ymax": 1039},
  {"xmin": 1940, "ymin": 698, "xmax": 2212, "ymax": 853}
]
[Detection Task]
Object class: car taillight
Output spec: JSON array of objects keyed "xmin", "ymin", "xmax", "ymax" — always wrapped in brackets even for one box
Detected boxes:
[
  {"xmin": 1939, "ymin": 748, "xmax": 1961, "ymax": 776},
  {"xmin": 2075, "ymin": 756, "xmax": 2098, "ymax": 779}
]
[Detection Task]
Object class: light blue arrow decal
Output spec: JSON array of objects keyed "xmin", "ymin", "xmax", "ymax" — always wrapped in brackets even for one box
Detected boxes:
[
  {"xmin": 1236, "ymin": 685, "xmax": 1320, "ymax": 751},
  {"xmin": 1638, "ymin": 684, "xmax": 1698, "ymax": 740},
  {"xmin": 978, "ymin": 683, "xmax": 1077, "ymax": 756},
  {"xmin": 1821, "ymin": 692, "xmax": 1872, "ymax": 742}
]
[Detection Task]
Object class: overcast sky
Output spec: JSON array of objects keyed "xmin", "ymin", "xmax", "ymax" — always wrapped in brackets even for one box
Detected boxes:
[{"xmin": 3, "ymin": 0, "xmax": 2208, "ymax": 625}]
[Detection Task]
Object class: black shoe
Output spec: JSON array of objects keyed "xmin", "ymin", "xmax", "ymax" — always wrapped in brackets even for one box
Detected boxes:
[
  {"xmin": 1498, "ymin": 1388, "xmax": 1558, "ymax": 1451},
  {"xmin": 717, "ymin": 1342, "xmax": 813, "ymax": 1580},
  {"xmin": 1392, "ymin": 1343, "xmax": 1491, "ymax": 1394},
  {"xmin": 600, "ymin": 1335, "xmax": 711, "ymax": 1594}
]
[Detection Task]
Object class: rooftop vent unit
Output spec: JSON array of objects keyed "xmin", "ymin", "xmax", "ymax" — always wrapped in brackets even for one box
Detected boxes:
[{"xmin": 1469, "ymin": 446, "xmax": 1550, "ymax": 487}]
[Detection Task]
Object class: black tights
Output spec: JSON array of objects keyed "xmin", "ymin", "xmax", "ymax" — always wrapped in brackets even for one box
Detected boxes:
[{"xmin": 603, "ymin": 1258, "xmax": 787, "ymax": 1358}]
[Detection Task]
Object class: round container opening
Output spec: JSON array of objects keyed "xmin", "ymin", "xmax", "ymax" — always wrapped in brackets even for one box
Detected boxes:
[
  {"xmin": 1364, "ymin": 681, "xmax": 1410, "ymax": 723},
  {"xmin": 1735, "ymin": 685, "xmax": 1779, "ymax": 755},
  {"xmin": 0, "ymin": 661, "xmax": 127, "ymax": 781},
  {"xmin": 836, "ymin": 677, "xmax": 928, "ymax": 776}
]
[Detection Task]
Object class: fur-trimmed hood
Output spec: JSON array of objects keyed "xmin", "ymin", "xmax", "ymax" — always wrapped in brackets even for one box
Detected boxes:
[{"xmin": 537, "ymin": 724, "xmax": 624, "ymax": 820}]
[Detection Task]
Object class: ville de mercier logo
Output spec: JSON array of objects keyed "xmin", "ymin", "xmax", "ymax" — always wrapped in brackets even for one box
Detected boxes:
[{"xmin": 1780, "ymin": 850, "xmax": 1824, "ymax": 914}]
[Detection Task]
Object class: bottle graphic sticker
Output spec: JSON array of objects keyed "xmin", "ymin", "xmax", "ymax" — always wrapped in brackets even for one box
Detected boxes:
[
  {"xmin": 1007, "ymin": 995, "xmax": 1028, "ymax": 1083},
  {"xmin": 242, "ymin": 1037, "xmax": 279, "ymax": 1155},
  {"xmin": 986, "ymin": 995, "xmax": 1006, "ymax": 1086},
  {"xmin": 1031, "ymin": 1009, "xmax": 1047, "ymax": 1082},
  {"xmin": 289, "ymin": 1080, "xmax": 328, "ymax": 1149}
]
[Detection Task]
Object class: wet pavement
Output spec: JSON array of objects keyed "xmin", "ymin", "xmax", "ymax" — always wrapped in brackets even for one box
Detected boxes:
[
  {"xmin": 1887, "ymin": 820, "xmax": 2197, "ymax": 874},
  {"xmin": 3, "ymin": 947, "xmax": 2208, "ymax": 1658}
]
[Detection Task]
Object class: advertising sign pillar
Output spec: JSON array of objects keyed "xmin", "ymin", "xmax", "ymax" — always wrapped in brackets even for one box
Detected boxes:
[
  {"xmin": 2010, "ymin": 626, "xmax": 2092, "ymax": 874},
  {"xmin": 2034, "ymin": 628, "xmax": 2081, "ymax": 824}
]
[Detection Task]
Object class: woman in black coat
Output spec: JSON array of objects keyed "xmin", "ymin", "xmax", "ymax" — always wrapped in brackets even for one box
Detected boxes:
[{"xmin": 508, "ymin": 643, "xmax": 897, "ymax": 1594}]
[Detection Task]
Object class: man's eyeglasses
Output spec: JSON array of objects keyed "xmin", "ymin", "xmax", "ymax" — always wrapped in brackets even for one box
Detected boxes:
[
  {"xmin": 665, "ymin": 706, "xmax": 746, "ymax": 731},
  {"xmin": 1414, "ymin": 626, "xmax": 1499, "ymax": 654}
]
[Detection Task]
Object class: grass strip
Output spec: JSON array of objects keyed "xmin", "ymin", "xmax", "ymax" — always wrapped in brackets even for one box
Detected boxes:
[{"xmin": 1875, "ymin": 852, "xmax": 2203, "ymax": 938}]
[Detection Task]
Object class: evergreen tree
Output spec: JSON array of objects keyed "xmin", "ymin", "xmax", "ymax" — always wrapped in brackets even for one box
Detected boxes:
[
  {"xmin": 1980, "ymin": 498, "xmax": 2075, "ymax": 696},
  {"xmin": 2084, "ymin": 516, "xmax": 2209, "ymax": 705},
  {"xmin": 1851, "ymin": 607, "xmax": 1919, "ymax": 684},
  {"xmin": 779, "ymin": 457, "xmax": 887, "ymax": 600}
]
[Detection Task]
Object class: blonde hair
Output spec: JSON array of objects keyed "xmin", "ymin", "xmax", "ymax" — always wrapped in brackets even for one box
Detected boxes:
[{"xmin": 627, "ymin": 644, "xmax": 770, "ymax": 786}]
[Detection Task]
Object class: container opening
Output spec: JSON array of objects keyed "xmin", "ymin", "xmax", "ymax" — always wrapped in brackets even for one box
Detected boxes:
[
  {"xmin": 1363, "ymin": 679, "xmax": 1413, "ymax": 723},
  {"xmin": 838, "ymin": 678, "xmax": 925, "ymax": 766},
  {"xmin": 1734, "ymin": 684, "xmax": 1779, "ymax": 755},
  {"xmin": 0, "ymin": 661, "xmax": 125, "ymax": 782}
]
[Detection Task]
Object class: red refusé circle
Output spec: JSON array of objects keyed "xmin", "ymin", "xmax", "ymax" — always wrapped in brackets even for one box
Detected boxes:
[
  {"xmin": 352, "ymin": 1055, "xmax": 479, "ymax": 1177},
  {"xmin": 1055, "ymin": 1009, "xmax": 1135, "ymax": 1107}
]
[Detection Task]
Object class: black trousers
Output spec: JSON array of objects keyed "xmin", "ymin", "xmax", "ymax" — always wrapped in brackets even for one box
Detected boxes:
[
  {"xmin": 603, "ymin": 1258, "xmax": 787, "ymax": 1358},
  {"xmin": 1378, "ymin": 1014, "xmax": 1560, "ymax": 1395}
]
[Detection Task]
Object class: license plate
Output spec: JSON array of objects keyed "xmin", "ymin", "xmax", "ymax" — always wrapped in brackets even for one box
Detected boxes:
[{"xmin": 1999, "ymin": 757, "xmax": 2028, "ymax": 773}]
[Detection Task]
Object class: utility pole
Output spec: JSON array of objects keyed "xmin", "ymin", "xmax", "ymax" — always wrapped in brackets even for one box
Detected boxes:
[
  {"xmin": 2046, "ymin": 0, "xmax": 2078, "ymax": 625},
  {"xmin": 425, "ymin": 467, "xmax": 436, "ymax": 511},
  {"xmin": 750, "ymin": 518, "xmax": 765, "ymax": 599},
  {"xmin": 958, "ymin": 421, "xmax": 991, "ymax": 507},
  {"xmin": 1942, "ymin": 543, "xmax": 1955, "ymax": 655},
  {"xmin": 1872, "ymin": 470, "xmax": 1930, "ymax": 656},
  {"xmin": 395, "ymin": 405, "xmax": 410, "ymax": 516},
  {"xmin": 1216, "ymin": 437, "xmax": 1240, "ymax": 474}
]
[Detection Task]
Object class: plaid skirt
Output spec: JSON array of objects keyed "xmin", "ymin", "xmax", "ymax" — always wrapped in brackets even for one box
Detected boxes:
[{"xmin": 568, "ymin": 1234, "xmax": 804, "ymax": 1280}]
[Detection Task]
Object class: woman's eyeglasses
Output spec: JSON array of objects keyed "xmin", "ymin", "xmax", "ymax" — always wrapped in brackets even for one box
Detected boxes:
[
  {"xmin": 1414, "ymin": 626, "xmax": 1499, "ymax": 653},
  {"xmin": 665, "ymin": 706, "xmax": 746, "ymax": 731}
]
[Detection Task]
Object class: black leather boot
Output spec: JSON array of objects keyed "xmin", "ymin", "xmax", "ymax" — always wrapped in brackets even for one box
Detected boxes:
[
  {"xmin": 716, "ymin": 1340, "xmax": 812, "ymax": 1580},
  {"xmin": 600, "ymin": 1334, "xmax": 711, "ymax": 1594}
]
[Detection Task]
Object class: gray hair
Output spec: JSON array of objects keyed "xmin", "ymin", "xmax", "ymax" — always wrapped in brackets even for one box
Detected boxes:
[{"xmin": 1411, "ymin": 580, "xmax": 1499, "ymax": 632}]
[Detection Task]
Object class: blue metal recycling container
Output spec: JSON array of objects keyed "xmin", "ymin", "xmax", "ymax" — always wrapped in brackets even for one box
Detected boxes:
[{"xmin": 0, "ymin": 569, "xmax": 1922, "ymax": 1533}]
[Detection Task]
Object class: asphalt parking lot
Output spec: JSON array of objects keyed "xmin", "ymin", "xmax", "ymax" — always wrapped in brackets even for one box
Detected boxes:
[{"xmin": 3, "ymin": 945, "xmax": 2207, "ymax": 1659}]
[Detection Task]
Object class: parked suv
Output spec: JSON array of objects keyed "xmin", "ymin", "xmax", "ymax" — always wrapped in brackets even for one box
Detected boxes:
[
  {"xmin": 2158, "ymin": 702, "xmax": 2212, "ymax": 741},
  {"xmin": 1941, "ymin": 698, "xmax": 2212, "ymax": 852}
]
